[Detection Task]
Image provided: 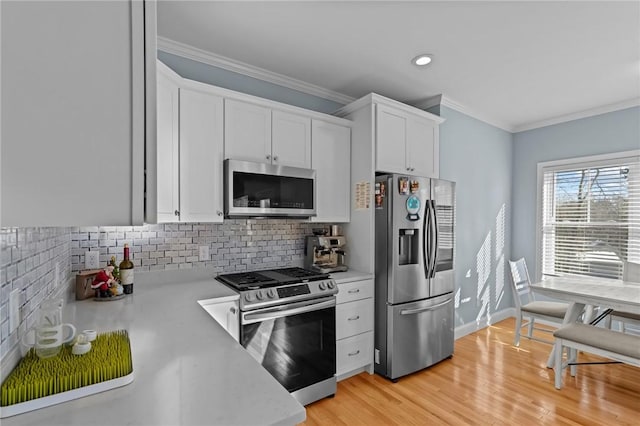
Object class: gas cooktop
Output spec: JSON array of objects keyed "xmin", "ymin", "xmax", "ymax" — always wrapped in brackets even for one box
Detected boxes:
[{"xmin": 216, "ymin": 267, "xmax": 329, "ymax": 291}]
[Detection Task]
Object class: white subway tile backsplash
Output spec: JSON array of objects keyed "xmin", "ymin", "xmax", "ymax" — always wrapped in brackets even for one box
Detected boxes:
[{"xmin": 69, "ymin": 219, "xmax": 324, "ymax": 274}]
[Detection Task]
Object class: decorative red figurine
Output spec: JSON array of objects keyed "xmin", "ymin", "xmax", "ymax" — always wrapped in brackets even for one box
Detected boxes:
[{"xmin": 92, "ymin": 266, "xmax": 117, "ymax": 298}]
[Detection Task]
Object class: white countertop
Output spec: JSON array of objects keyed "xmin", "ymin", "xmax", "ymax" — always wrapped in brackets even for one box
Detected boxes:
[
  {"xmin": 330, "ymin": 269, "xmax": 374, "ymax": 284},
  {"xmin": 1, "ymin": 269, "xmax": 305, "ymax": 426}
]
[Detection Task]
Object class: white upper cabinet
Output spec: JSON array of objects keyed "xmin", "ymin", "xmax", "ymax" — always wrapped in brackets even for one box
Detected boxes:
[
  {"xmin": 272, "ymin": 111, "xmax": 312, "ymax": 168},
  {"xmin": 224, "ymin": 99, "xmax": 272, "ymax": 164},
  {"xmin": 375, "ymin": 102, "xmax": 441, "ymax": 178},
  {"xmin": 179, "ymin": 85, "xmax": 224, "ymax": 223},
  {"xmin": 156, "ymin": 66, "xmax": 180, "ymax": 223},
  {"xmin": 311, "ymin": 120, "xmax": 351, "ymax": 223},
  {"xmin": 155, "ymin": 65, "xmax": 224, "ymax": 224},
  {"xmin": 376, "ymin": 105, "xmax": 408, "ymax": 174},
  {"xmin": 225, "ymin": 100, "xmax": 312, "ymax": 168},
  {"xmin": 1, "ymin": 0, "xmax": 156, "ymax": 226},
  {"xmin": 406, "ymin": 115, "xmax": 439, "ymax": 178}
]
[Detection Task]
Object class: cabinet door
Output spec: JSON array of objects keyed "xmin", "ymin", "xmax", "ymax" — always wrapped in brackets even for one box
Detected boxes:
[
  {"xmin": 407, "ymin": 116, "xmax": 439, "ymax": 178},
  {"xmin": 375, "ymin": 105, "xmax": 408, "ymax": 174},
  {"xmin": 337, "ymin": 331, "xmax": 373, "ymax": 378},
  {"xmin": 272, "ymin": 110, "xmax": 311, "ymax": 168},
  {"xmin": 224, "ymin": 99, "xmax": 271, "ymax": 164},
  {"xmin": 336, "ymin": 298, "xmax": 374, "ymax": 340},
  {"xmin": 336, "ymin": 279, "xmax": 374, "ymax": 304},
  {"xmin": 200, "ymin": 300, "xmax": 239, "ymax": 342},
  {"xmin": 179, "ymin": 88, "xmax": 224, "ymax": 223},
  {"xmin": 156, "ymin": 71, "xmax": 180, "ymax": 223},
  {"xmin": 310, "ymin": 120, "xmax": 350, "ymax": 223},
  {"xmin": 1, "ymin": 0, "xmax": 154, "ymax": 226}
]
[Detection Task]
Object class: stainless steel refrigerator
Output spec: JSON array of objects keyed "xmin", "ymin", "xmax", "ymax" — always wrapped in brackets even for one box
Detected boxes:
[{"xmin": 374, "ymin": 174, "xmax": 455, "ymax": 380}]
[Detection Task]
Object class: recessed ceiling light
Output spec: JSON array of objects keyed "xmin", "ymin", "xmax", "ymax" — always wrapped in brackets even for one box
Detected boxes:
[{"xmin": 412, "ymin": 54, "xmax": 432, "ymax": 66}]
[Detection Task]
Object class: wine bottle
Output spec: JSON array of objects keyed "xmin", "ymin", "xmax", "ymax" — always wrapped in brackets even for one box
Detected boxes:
[{"xmin": 119, "ymin": 243, "xmax": 134, "ymax": 294}]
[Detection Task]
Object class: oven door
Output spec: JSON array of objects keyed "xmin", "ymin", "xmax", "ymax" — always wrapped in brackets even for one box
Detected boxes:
[{"xmin": 241, "ymin": 296, "xmax": 336, "ymax": 393}]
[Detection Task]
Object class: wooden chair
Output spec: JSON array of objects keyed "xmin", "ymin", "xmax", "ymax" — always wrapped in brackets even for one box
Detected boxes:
[
  {"xmin": 604, "ymin": 261, "xmax": 640, "ymax": 333},
  {"xmin": 509, "ymin": 258, "xmax": 569, "ymax": 346}
]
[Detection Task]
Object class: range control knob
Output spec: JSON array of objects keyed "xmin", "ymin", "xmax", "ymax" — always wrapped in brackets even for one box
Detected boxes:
[
  {"xmin": 256, "ymin": 290, "xmax": 265, "ymax": 300},
  {"xmin": 244, "ymin": 293, "xmax": 255, "ymax": 302},
  {"xmin": 267, "ymin": 289, "xmax": 277, "ymax": 299},
  {"xmin": 319, "ymin": 282, "xmax": 327, "ymax": 291},
  {"xmin": 327, "ymin": 281, "xmax": 336, "ymax": 290}
]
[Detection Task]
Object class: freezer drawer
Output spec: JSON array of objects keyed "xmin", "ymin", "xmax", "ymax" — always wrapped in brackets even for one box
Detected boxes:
[{"xmin": 386, "ymin": 293, "xmax": 453, "ymax": 379}]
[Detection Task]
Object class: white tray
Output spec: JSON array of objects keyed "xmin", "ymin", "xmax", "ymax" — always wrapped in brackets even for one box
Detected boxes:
[{"xmin": 0, "ymin": 371, "xmax": 134, "ymax": 418}]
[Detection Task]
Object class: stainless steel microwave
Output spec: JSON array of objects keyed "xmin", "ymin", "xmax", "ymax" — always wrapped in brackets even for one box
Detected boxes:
[{"xmin": 224, "ymin": 159, "xmax": 316, "ymax": 218}]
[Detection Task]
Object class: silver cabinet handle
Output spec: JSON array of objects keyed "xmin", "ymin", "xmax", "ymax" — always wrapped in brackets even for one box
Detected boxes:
[
  {"xmin": 347, "ymin": 315, "xmax": 360, "ymax": 321},
  {"xmin": 348, "ymin": 289, "xmax": 360, "ymax": 294},
  {"xmin": 348, "ymin": 350, "xmax": 360, "ymax": 357},
  {"xmin": 174, "ymin": 210, "xmax": 180, "ymax": 216},
  {"xmin": 400, "ymin": 298, "xmax": 452, "ymax": 315},
  {"xmin": 273, "ymin": 155, "xmax": 278, "ymax": 161},
  {"xmin": 217, "ymin": 211, "xmax": 223, "ymax": 216},
  {"xmin": 266, "ymin": 155, "xmax": 271, "ymax": 160}
]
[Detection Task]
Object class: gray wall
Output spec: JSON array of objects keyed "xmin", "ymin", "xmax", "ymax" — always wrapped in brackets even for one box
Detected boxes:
[
  {"xmin": 158, "ymin": 51, "xmax": 344, "ymax": 114},
  {"xmin": 437, "ymin": 106, "xmax": 514, "ymax": 327},
  {"xmin": 511, "ymin": 106, "xmax": 640, "ymax": 280}
]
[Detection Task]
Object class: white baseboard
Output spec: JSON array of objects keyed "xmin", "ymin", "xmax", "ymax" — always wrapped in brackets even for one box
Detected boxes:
[{"xmin": 454, "ymin": 308, "xmax": 516, "ymax": 340}]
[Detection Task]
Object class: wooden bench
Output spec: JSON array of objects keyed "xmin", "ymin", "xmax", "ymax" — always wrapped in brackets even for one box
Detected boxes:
[{"xmin": 553, "ymin": 323, "xmax": 640, "ymax": 389}]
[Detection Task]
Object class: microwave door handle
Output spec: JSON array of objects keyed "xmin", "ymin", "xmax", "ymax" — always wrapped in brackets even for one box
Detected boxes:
[{"xmin": 243, "ymin": 298, "xmax": 335, "ymax": 324}]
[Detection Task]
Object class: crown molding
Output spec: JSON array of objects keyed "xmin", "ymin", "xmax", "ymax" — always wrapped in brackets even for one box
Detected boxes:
[
  {"xmin": 413, "ymin": 95, "xmax": 515, "ymax": 132},
  {"xmin": 513, "ymin": 97, "xmax": 640, "ymax": 133},
  {"xmin": 157, "ymin": 36, "xmax": 356, "ymax": 106}
]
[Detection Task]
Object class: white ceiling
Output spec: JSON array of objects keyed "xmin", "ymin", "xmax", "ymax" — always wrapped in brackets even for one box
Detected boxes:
[{"xmin": 157, "ymin": 1, "xmax": 640, "ymax": 132}]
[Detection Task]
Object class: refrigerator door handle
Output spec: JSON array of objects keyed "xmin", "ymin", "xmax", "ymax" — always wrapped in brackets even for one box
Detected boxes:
[
  {"xmin": 430, "ymin": 200, "xmax": 439, "ymax": 278},
  {"xmin": 400, "ymin": 298, "xmax": 452, "ymax": 315},
  {"xmin": 423, "ymin": 197, "xmax": 431, "ymax": 279}
]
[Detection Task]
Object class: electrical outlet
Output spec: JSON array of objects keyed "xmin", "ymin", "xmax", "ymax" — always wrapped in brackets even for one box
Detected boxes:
[
  {"xmin": 9, "ymin": 289, "xmax": 20, "ymax": 333},
  {"xmin": 199, "ymin": 245, "xmax": 209, "ymax": 261},
  {"xmin": 85, "ymin": 251, "xmax": 100, "ymax": 269}
]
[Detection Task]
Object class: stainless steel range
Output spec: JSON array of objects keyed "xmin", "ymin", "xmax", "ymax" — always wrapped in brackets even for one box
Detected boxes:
[{"xmin": 216, "ymin": 267, "xmax": 337, "ymax": 406}]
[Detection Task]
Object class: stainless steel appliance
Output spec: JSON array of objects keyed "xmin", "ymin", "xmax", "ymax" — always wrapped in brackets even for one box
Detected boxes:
[
  {"xmin": 224, "ymin": 159, "xmax": 316, "ymax": 218},
  {"xmin": 216, "ymin": 267, "xmax": 337, "ymax": 405},
  {"xmin": 305, "ymin": 235, "xmax": 348, "ymax": 273},
  {"xmin": 374, "ymin": 174, "xmax": 455, "ymax": 380}
]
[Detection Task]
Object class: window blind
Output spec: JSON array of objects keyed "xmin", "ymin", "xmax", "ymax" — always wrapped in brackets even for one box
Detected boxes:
[{"xmin": 540, "ymin": 154, "xmax": 640, "ymax": 279}]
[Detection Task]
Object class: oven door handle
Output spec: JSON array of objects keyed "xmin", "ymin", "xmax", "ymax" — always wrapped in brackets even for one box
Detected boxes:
[{"xmin": 242, "ymin": 297, "xmax": 336, "ymax": 324}]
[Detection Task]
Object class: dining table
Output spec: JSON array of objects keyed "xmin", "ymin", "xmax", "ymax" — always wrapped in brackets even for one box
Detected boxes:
[{"xmin": 529, "ymin": 275, "xmax": 640, "ymax": 368}]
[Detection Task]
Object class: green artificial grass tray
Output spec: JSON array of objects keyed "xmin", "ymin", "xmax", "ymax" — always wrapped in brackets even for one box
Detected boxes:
[{"xmin": 0, "ymin": 329, "xmax": 133, "ymax": 418}]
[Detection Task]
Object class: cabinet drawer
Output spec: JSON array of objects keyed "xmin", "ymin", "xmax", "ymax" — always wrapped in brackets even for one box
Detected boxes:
[
  {"xmin": 336, "ymin": 298, "xmax": 373, "ymax": 340},
  {"xmin": 337, "ymin": 331, "xmax": 373, "ymax": 376},
  {"xmin": 337, "ymin": 279, "xmax": 374, "ymax": 304}
]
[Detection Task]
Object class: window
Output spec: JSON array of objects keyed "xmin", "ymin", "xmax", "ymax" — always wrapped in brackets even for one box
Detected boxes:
[{"xmin": 538, "ymin": 151, "xmax": 640, "ymax": 280}]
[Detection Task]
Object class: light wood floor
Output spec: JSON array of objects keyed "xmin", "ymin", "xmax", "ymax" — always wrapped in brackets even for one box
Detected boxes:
[{"xmin": 302, "ymin": 318, "xmax": 640, "ymax": 425}]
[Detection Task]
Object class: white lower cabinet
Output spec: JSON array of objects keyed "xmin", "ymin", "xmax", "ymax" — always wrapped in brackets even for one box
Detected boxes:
[
  {"xmin": 199, "ymin": 299, "xmax": 240, "ymax": 342},
  {"xmin": 337, "ymin": 331, "xmax": 374, "ymax": 377},
  {"xmin": 335, "ymin": 278, "xmax": 374, "ymax": 380}
]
